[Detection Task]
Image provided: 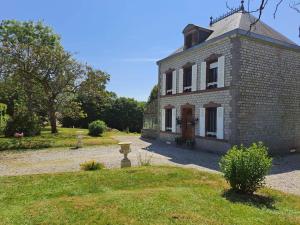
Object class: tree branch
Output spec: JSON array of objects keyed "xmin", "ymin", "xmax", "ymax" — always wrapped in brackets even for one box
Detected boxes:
[{"xmin": 274, "ymin": 0, "xmax": 284, "ymax": 18}]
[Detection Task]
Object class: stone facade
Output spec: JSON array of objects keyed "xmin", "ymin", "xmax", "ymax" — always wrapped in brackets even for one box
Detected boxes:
[
  {"xmin": 157, "ymin": 32, "xmax": 300, "ymax": 154},
  {"xmin": 158, "ymin": 37, "xmax": 235, "ymax": 154},
  {"xmin": 236, "ymin": 37, "xmax": 300, "ymax": 153}
]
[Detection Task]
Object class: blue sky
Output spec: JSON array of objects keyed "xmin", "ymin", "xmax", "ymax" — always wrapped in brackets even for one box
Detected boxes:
[{"xmin": 1, "ymin": 0, "xmax": 299, "ymax": 101}]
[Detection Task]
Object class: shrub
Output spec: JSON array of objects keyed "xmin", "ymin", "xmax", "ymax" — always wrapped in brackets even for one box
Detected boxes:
[
  {"xmin": 88, "ymin": 120, "xmax": 107, "ymax": 136},
  {"xmin": 0, "ymin": 103, "xmax": 9, "ymax": 135},
  {"xmin": 80, "ymin": 160, "xmax": 104, "ymax": 171},
  {"xmin": 175, "ymin": 137, "xmax": 185, "ymax": 145},
  {"xmin": 186, "ymin": 139, "xmax": 195, "ymax": 148},
  {"xmin": 0, "ymin": 139, "xmax": 52, "ymax": 151},
  {"xmin": 4, "ymin": 114, "xmax": 41, "ymax": 137},
  {"xmin": 219, "ymin": 142, "xmax": 272, "ymax": 194},
  {"xmin": 137, "ymin": 152, "xmax": 153, "ymax": 166}
]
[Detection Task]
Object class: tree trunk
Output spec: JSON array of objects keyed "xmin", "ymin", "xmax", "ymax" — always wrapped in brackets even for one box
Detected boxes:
[{"xmin": 49, "ymin": 109, "xmax": 57, "ymax": 134}]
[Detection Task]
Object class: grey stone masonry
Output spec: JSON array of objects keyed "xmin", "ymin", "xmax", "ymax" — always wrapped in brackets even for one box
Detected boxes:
[
  {"xmin": 157, "ymin": 30, "xmax": 300, "ymax": 154},
  {"xmin": 158, "ymin": 37, "xmax": 234, "ymax": 153},
  {"xmin": 237, "ymin": 37, "xmax": 300, "ymax": 153}
]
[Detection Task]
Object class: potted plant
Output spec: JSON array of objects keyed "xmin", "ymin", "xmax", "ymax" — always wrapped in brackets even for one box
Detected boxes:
[
  {"xmin": 175, "ymin": 136, "xmax": 185, "ymax": 146},
  {"xmin": 186, "ymin": 139, "xmax": 195, "ymax": 149}
]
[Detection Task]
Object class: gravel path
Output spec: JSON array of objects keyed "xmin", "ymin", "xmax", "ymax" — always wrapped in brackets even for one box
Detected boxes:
[{"xmin": 0, "ymin": 136, "xmax": 299, "ymax": 196}]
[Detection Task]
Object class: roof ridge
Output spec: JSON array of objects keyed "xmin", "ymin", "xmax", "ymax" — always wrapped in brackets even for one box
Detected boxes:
[{"xmin": 210, "ymin": 1, "xmax": 245, "ymax": 26}]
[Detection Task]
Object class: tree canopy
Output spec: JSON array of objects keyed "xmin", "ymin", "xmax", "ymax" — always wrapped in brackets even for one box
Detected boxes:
[
  {"xmin": 147, "ymin": 85, "xmax": 158, "ymax": 103},
  {"xmin": 0, "ymin": 20, "xmax": 145, "ymax": 136}
]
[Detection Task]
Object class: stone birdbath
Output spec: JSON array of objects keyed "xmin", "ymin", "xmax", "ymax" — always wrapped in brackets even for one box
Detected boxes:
[{"xmin": 118, "ymin": 142, "xmax": 132, "ymax": 168}]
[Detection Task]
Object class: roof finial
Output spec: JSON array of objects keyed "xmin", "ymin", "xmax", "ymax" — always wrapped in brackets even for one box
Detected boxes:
[
  {"xmin": 210, "ymin": 16, "xmax": 213, "ymax": 26},
  {"xmin": 241, "ymin": 0, "xmax": 245, "ymax": 12}
]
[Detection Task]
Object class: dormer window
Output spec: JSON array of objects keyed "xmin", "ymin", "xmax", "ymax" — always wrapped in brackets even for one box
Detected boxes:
[
  {"xmin": 183, "ymin": 24, "xmax": 213, "ymax": 50},
  {"xmin": 185, "ymin": 32, "xmax": 199, "ymax": 49},
  {"xmin": 185, "ymin": 33, "xmax": 193, "ymax": 49}
]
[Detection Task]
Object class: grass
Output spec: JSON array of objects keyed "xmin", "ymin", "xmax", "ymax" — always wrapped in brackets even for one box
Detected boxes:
[
  {"xmin": 0, "ymin": 127, "xmax": 138, "ymax": 151},
  {"xmin": 0, "ymin": 166, "xmax": 299, "ymax": 225}
]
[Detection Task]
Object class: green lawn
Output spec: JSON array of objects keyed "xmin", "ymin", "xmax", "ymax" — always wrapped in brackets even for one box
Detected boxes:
[
  {"xmin": 0, "ymin": 166, "xmax": 299, "ymax": 225},
  {"xmin": 0, "ymin": 127, "xmax": 138, "ymax": 151}
]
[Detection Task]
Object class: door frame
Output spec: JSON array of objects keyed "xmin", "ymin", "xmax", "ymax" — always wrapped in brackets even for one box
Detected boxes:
[{"xmin": 181, "ymin": 103, "xmax": 195, "ymax": 140}]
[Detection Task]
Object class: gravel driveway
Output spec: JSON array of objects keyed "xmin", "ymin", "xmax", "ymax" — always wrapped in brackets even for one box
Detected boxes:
[{"xmin": 0, "ymin": 136, "xmax": 299, "ymax": 196}]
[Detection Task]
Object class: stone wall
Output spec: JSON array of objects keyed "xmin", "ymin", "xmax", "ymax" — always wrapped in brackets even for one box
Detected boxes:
[
  {"xmin": 160, "ymin": 89, "xmax": 232, "ymax": 139},
  {"xmin": 238, "ymin": 37, "xmax": 300, "ymax": 153},
  {"xmin": 157, "ymin": 36, "xmax": 236, "ymax": 153},
  {"xmin": 141, "ymin": 129, "xmax": 158, "ymax": 139},
  {"xmin": 157, "ymin": 32, "xmax": 300, "ymax": 154}
]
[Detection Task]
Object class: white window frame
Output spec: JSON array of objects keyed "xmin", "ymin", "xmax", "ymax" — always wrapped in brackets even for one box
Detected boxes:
[
  {"xmin": 206, "ymin": 131, "xmax": 217, "ymax": 136},
  {"xmin": 209, "ymin": 62, "xmax": 218, "ymax": 69},
  {"xmin": 166, "ymin": 89, "xmax": 173, "ymax": 95},
  {"xmin": 165, "ymin": 126, "xmax": 172, "ymax": 132},
  {"xmin": 183, "ymin": 86, "xmax": 192, "ymax": 91},
  {"xmin": 207, "ymin": 61, "xmax": 218, "ymax": 89}
]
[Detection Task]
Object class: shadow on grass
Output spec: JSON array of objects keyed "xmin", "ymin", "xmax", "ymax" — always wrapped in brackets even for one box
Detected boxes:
[{"xmin": 222, "ymin": 189, "xmax": 277, "ymax": 210}]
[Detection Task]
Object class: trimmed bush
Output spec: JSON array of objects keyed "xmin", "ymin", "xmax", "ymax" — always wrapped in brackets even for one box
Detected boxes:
[
  {"xmin": 4, "ymin": 114, "xmax": 41, "ymax": 137},
  {"xmin": 88, "ymin": 120, "xmax": 107, "ymax": 136},
  {"xmin": 80, "ymin": 160, "xmax": 104, "ymax": 171},
  {"xmin": 219, "ymin": 142, "xmax": 272, "ymax": 194},
  {"xmin": 0, "ymin": 139, "xmax": 52, "ymax": 150}
]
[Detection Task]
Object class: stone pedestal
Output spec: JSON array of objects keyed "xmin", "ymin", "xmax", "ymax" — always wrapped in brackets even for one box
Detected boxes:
[
  {"xmin": 121, "ymin": 157, "xmax": 131, "ymax": 168},
  {"xmin": 119, "ymin": 142, "xmax": 132, "ymax": 168},
  {"xmin": 76, "ymin": 131, "xmax": 84, "ymax": 148}
]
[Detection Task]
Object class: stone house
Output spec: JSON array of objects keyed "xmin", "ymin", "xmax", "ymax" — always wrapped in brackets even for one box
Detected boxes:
[{"xmin": 155, "ymin": 4, "xmax": 300, "ymax": 154}]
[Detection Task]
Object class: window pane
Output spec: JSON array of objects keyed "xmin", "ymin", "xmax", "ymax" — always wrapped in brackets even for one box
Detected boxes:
[
  {"xmin": 165, "ymin": 109, "xmax": 172, "ymax": 131},
  {"xmin": 166, "ymin": 72, "xmax": 173, "ymax": 93},
  {"xmin": 183, "ymin": 67, "xmax": 192, "ymax": 88},
  {"xmin": 207, "ymin": 61, "xmax": 218, "ymax": 89},
  {"xmin": 208, "ymin": 68, "xmax": 218, "ymax": 83},
  {"xmin": 206, "ymin": 108, "xmax": 217, "ymax": 136},
  {"xmin": 185, "ymin": 34, "xmax": 193, "ymax": 48}
]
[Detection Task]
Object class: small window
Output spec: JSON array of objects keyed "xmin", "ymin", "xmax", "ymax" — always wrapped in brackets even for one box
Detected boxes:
[
  {"xmin": 185, "ymin": 34, "xmax": 193, "ymax": 49},
  {"xmin": 166, "ymin": 72, "xmax": 173, "ymax": 95},
  {"xmin": 207, "ymin": 61, "xmax": 218, "ymax": 89},
  {"xmin": 183, "ymin": 66, "xmax": 192, "ymax": 92},
  {"xmin": 206, "ymin": 107, "xmax": 217, "ymax": 137},
  {"xmin": 185, "ymin": 31, "xmax": 199, "ymax": 49},
  {"xmin": 165, "ymin": 108, "xmax": 172, "ymax": 132}
]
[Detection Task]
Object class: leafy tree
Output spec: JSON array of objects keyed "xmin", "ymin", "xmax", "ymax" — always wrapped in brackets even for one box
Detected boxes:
[
  {"xmin": 61, "ymin": 66, "xmax": 112, "ymax": 128},
  {"xmin": 0, "ymin": 19, "xmax": 146, "ymax": 135},
  {"xmin": 0, "ymin": 103, "xmax": 9, "ymax": 134},
  {"xmin": 147, "ymin": 84, "xmax": 158, "ymax": 103},
  {"xmin": 0, "ymin": 20, "xmax": 84, "ymax": 133},
  {"xmin": 77, "ymin": 66, "xmax": 111, "ymax": 127},
  {"xmin": 105, "ymin": 97, "xmax": 145, "ymax": 132}
]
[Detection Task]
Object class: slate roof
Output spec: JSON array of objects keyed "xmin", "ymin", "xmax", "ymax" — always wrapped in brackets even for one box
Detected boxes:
[
  {"xmin": 164, "ymin": 11, "xmax": 297, "ymax": 60},
  {"xmin": 208, "ymin": 12, "xmax": 295, "ymax": 44}
]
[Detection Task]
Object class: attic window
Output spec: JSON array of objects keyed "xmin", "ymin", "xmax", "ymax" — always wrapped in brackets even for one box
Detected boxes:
[{"xmin": 185, "ymin": 33, "xmax": 193, "ymax": 49}]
